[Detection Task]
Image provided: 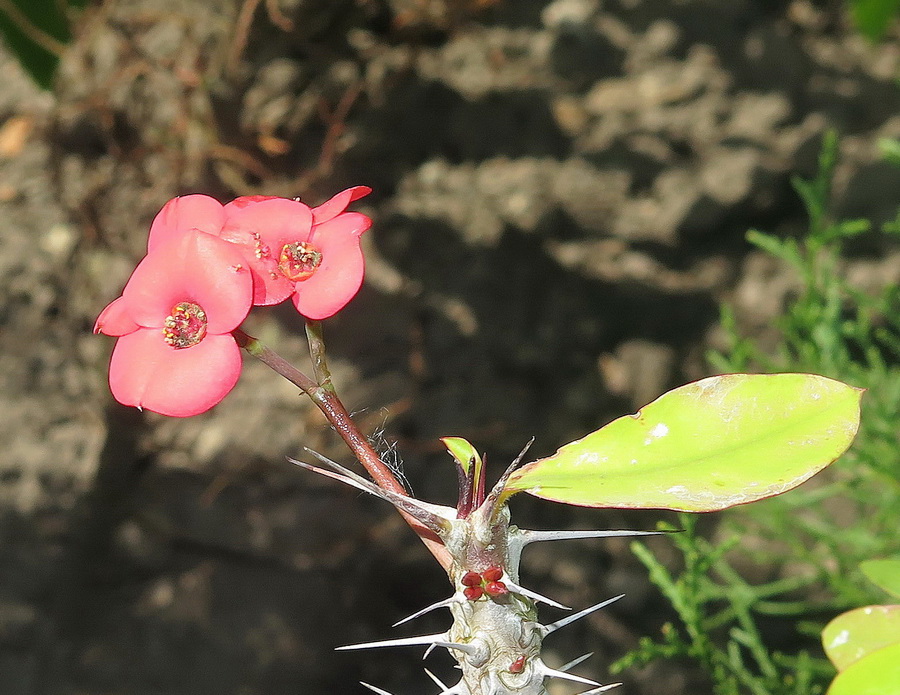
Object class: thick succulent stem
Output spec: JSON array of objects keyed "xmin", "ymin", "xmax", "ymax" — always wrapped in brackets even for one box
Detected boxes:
[
  {"xmin": 338, "ymin": 479, "xmax": 642, "ymax": 694},
  {"xmin": 444, "ymin": 507, "xmax": 548, "ymax": 695}
]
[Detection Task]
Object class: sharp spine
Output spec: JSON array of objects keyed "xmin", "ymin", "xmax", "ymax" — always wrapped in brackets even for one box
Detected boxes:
[
  {"xmin": 503, "ymin": 579, "xmax": 571, "ymax": 610},
  {"xmin": 392, "ymin": 597, "xmax": 458, "ymax": 627},
  {"xmin": 423, "ymin": 668, "xmax": 449, "ymax": 689},
  {"xmin": 541, "ymin": 594, "xmax": 625, "ymax": 636},
  {"xmin": 577, "ymin": 683, "xmax": 623, "ymax": 694},
  {"xmin": 423, "ymin": 668, "xmax": 462, "ymax": 694},
  {"xmin": 291, "ymin": 451, "xmax": 454, "ymax": 534},
  {"xmin": 360, "ymin": 682, "xmax": 395, "ymax": 695},
  {"xmin": 539, "ymin": 662, "xmax": 601, "ymax": 687},
  {"xmin": 336, "ymin": 632, "xmax": 448, "ymax": 651},
  {"xmin": 558, "ymin": 652, "xmax": 594, "ymax": 672},
  {"xmin": 433, "ymin": 640, "xmax": 483, "ymax": 657},
  {"xmin": 517, "ymin": 529, "xmax": 664, "ymax": 545},
  {"xmin": 474, "ymin": 438, "xmax": 534, "ymax": 524}
]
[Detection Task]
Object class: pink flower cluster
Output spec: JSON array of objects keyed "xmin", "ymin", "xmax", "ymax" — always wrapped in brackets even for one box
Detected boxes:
[{"xmin": 95, "ymin": 188, "xmax": 371, "ymax": 417}]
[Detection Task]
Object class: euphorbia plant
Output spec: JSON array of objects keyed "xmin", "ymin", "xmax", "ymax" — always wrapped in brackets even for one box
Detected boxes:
[{"xmin": 96, "ymin": 188, "xmax": 863, "ymax": 694}]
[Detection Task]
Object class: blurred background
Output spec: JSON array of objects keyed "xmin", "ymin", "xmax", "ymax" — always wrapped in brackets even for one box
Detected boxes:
[{"xmin": 0, "ymin": 0, "xmax": 897, "ymax": 693}]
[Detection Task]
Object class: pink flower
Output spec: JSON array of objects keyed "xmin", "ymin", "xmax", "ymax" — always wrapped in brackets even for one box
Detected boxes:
[
  {"xmin": 220, "ymin": 187, "xmax": 372, "ymax": 319},
  {"xmin": 95, "ymin": 230, "xmax": 252, "ymax": 417}
]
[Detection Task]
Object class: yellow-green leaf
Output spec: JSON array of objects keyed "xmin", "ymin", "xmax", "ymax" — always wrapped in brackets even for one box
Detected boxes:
[
  {"xmin": 827, "ymin": 642, "xmax": 900, "ymax": 695},
  {"xmin": 441, "ymin": 437, "xmax": 482, "ymax": 476},
  {"xmin": 861, "ymin": 559, "xmax": 900, "ymax": 599},
  {"xmin": 506, "ymin": 374, "xmax": 862, "ymax": 511},
  {"xmin": 823, "ymin": 605, "xmax": 900, "ymax": 672}
]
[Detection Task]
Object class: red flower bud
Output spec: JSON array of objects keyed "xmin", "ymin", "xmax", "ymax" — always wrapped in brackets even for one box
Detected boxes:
[
  {"xmin": 482, "ymin": 566, "xmax": 503, "ymax": 582},
  {"xmin": 509, "ymin": 655, "xmax": 526, "ymax": 674},
  {"xmin": 463, "ymin": 586, "xmax": 484, "ymax": 601},
  {"xmin": 484, "ymin": 581, "xmax": 508, "ymax": 597},
  {"xmin": 461, "ymin": 571, "xmax": 482, "ymax": 587}
]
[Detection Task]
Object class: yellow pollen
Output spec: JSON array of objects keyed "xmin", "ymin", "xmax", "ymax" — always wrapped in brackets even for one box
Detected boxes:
[
  {"xmin": 162, "ymin": 301, "xmax": 208, "ymax": 348},
  {"xmin": 278, "ymin": 241, "xmax": 322, "ymax": 282}
]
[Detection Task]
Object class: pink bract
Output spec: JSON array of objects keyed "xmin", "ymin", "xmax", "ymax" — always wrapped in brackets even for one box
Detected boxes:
[
  {"xmin": 222, "ymin": 188, "xmax": 372, "ymax": 319},
  {"xmin": 97, "ymin": 230, "xmax": 253, "ymax": 417},
  {"xmin": 311, "ymin": 185, "xmax": 371, "ymax": 225},
  {"xmin": 294, "ymin": 209, "xmax": 370, "ymax": 319},
  {"xmin": 147, "ymin": 194, "xmax": 227, "ymax": 253}
]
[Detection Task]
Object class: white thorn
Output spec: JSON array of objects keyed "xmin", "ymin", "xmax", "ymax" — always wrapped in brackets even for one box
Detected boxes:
[
  {"xmin": 433, "ymin": 638, "xmax": 490, "ymax": 667},
  {"xmin": 433, "ymin": 641, "xmax": 482, "ymax": 657},
  {"xmin": 423, "ymin": 642, "xmax": 437, "ymax": 659},
  {"xmin": 290, "ymin": 452, "xmax": 454, "ymax": 534},
  {"xmin": 297, "ymin": 451, "xmax": 454, "ymax": 524},
  {"xmin": 517, "ymin": 529, "xmax": 664, "ymax": 545},
  {"xmin": 423, "ymin": 668, "xmax": 462, "ymax": 694},
  {"xmin": 539, "ymin": 662, "xmax": 601, "ymax": 687},
  {"xmin": 476, "ymin": 437, "xmax": 535, "ymax": 522},
  {"xmin": 504, "ymin": 580, "xmax": 571, "ymax": 610},
  {"xmin": 360, "ymin": 682, "xmax": 395, "ymax": 695},
  {"xmin": 423, "ymin": 668, "xmax": 449, "ymax": 689},
  {"xmin": 558, "ymin": 652, "xmax": 593, "ymax": 672},
  {"xmin": 541, "ymin": 595, "xmax": 624, "ymax": 636},
  {"xmin": 393, "ymin": 597, "xmax": 457, "ymax": 627},
  {"xmin": 577, "ymin": 683, "xmax": 623, "ymax": 694},
  {"xmin": 337, "ymin": 632, "xmax": 448, "ymax": 651}
]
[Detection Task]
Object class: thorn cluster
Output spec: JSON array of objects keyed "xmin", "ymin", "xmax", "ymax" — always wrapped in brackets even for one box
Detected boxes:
[{"xmin": 297, "ymin": 445, "xmax": 664, "ymax": 693}]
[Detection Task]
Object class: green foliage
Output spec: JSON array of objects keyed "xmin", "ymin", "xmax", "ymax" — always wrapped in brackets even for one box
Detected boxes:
[
  {"xmin": 0, "ymin": 0, "xmax": 85, "ymax": 89},
  {"xmin": 849, "ymin": 0, "xmax": 900, "ymax": 41},
  {"xmin": 508, "ymin": 374, "xmax": 861, "ymax": 511},
  {"xmin": 612, "ymin": 515, "xmax": 830, "ymax": 695},
  {"xmin": 621, "ymin": 132, "xmax": 900, "ymax": 693}
]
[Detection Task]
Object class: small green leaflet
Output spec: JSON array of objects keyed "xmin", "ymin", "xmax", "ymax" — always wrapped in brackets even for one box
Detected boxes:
[
  {"xmin": 505, "ymin": 373, "xmax": 862, "ymax": 511},
  {"xmin": 442, "ymin": 436, "xmax": 483, "ymax": 476},
  {"xmin": 860, "ymin": 558, "xmax": 900, "ymax": 599}
]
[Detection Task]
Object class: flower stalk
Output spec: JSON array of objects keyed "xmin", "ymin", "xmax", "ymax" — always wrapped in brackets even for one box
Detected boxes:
[
  {"xmin": 233, "ymin": 327, "xmax": 452, "ymax": 570},
  {"xmin": 304, "ymin": 319, "xmax": 335, "ymax": 394}
]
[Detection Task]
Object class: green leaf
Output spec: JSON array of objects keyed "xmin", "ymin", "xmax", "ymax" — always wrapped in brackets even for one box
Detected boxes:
[
  {"xmin": 506, "ymin": 374, "xmax": 862, "ymax": 511},
  {"xmin": 850, "ymin": 0, "xmax": 900, "ymax": 42},
  {"xmin": 823, "ymin": 605, "xmax": 900, "ymax": 671},
  {"xmin": 441, "ymin": 436, "xmax": 482, "ymax": 476},
  {"xmin": 746, "ymin": 230, "xmax": 802, "ymax": 267},
  {"xmin": 0, "ymin": 0, "xmax": 73, "ymax": 89},
  {"xmin": 861, "ymin": 559, "xmax": 900, "ymax": 598},
  {"xmin": 879, "ymin": 138, "xmax": 900, "ymax": 167},
  {"xmin": 827, "ymin": 642, "xmax": 900, "ymax": 695}
]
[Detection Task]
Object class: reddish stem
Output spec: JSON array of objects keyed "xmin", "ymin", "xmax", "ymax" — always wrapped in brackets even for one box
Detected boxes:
[{"xmin": 233, "ymin": 328, "xmax": 452, "ymax": 570}]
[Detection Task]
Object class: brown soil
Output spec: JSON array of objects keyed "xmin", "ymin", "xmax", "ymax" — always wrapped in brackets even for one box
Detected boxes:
[{"xmin": 0, "ymin": 0, "xmax": 897, "ymax": 693}]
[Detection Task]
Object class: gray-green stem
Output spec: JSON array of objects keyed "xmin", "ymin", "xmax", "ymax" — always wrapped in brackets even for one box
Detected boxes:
[{"xmin": 305, "ymin": 319, "xmax": 336, "ymax": 393}]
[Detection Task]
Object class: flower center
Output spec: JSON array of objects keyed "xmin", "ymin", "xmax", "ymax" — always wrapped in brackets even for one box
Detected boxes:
[
  {"xmin": 163, "ymin": 301, "xmax": 208, "ymax": 349},
  {"xmin": 278, "ymin": 241, "xmax": 322, "ymax": 282}
]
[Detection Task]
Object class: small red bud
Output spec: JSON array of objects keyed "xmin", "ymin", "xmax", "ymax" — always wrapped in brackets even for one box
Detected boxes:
[
  {"xmin": 461, "ymin": 571, "xmax": 482, "ymax": 587},
  {"xmin": 464, "ymin": 586, "xmax": 484, "ymax": 601},
  {"xmin": 482, "ymin": 566, "xmax": 503, "ymax": 582},
  {"xmin": 484, "ymin": 581, "xmax": 508, "ymax": 597},
  {"xmin": 509, "ymin": 655, "xmax": 526, "ymax": 674}
]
